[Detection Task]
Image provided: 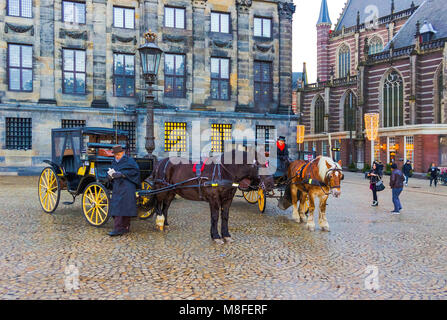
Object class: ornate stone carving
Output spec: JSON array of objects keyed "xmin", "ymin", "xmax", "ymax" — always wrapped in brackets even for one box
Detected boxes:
[
  {"xmin": 60, "ymin": 29, "xmax": 88, "ymax": 40},
  {"xmin": 4, "ymin": 23, "xmax": 34, "ymax": 36},
  {"xmin": 254, "ymin": 43, "xmax": 274, "ymax": 53},
  {"xmin": 237, "ymin": 0, "xmax": 252, "ymax": 12},
  {"xmin": 112, "ymin": 34, "xmax": 137, "ymax": 45},
  {"xmin": 191, "ymin": 0, "xmax": 207, "ymax": 9},
  {"xmin": 163, "ymin": 34, "xmax": 187, "ymax": 44},
  {"xmin": 278, "ymin": 2, "xmax": 296, "ymax": 20},
  {"xmin": 211, "ymin": 38, "xmax": 233, "ymax": 49}
]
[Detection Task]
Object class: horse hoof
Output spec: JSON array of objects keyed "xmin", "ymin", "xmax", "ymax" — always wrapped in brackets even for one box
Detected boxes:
[
  {"xmin": 157, "ymin": 226, "xmax": 164, "ymax": 231},
  {"xmin": 321, "ymin": 226, "xmax": 330, "ymax": 232},
  {"xmin": 306, "ymin": 224, "xmax": 315, "ymax": 231},
  {"xmin": 224, "ymin": 237, "xmax": 234, "ymax": 243},
  {"xmin": 214, "ymin": 239, "xmax": 224, "ymax": 245}
]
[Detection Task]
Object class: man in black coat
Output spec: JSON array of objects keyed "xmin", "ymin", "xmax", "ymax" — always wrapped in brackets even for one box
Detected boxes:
[
  {"xmin": 275, "ymin": 136, "xmax": 290, "ymax": 181},
  {"xmin": 402, "ymin": 160, "xmax": 412, "ymax": 186},
  {"xmin": 108, "ymin": 145, "xmax": 140, "ymax": 236}
]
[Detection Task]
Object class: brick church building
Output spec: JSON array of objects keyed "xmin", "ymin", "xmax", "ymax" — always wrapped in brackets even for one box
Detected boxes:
[{"xmin": 296, "ymin": 0, "xmax": 447, "ymax": 173}]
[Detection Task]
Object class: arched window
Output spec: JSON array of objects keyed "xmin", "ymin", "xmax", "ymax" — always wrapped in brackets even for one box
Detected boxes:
[
  {"xmin": 314, "ymin": 95, "xmax": 325, "ymax": 134},
  {"xmin": 344, "ymin": 91, "xmax": 357, "ymax": 131},
  {"xmin": 368, "ymin": 36, "xmax": 383, "ymax": 55},
  {"xmin": 338, "ymin": 44, "xmax": 351, "ymax": 78},
  {"xmin": 437, "ymin": 69, "xmax": 444, "ymax": 123},
  {"xmin": 383, "ymin": 71, "xmax": 404, "ymax": 127}
]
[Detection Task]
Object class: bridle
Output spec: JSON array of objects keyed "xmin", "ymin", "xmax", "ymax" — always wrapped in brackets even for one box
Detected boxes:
[{"xmin": 324, "ymin": 167, "xmax": 344, "ymax": 190}]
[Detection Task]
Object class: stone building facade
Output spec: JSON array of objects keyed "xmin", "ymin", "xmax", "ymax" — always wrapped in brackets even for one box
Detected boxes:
[
  {"xmin": 0, "ymin": 0, "xmax": 297, "ymax": 174},
  {"xmin": 296, "ymin": 0, "xmax": 447, "ymax": 174}
]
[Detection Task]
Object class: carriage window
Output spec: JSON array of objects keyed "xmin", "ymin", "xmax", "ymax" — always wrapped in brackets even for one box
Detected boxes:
[
  {"xmin": 113, "ymin": 121, "xmax": 136, "ymax": 153},
  {"xmin": 211, "ymin": 124, "xmax": 232, "ymax": 153},
  {"xmin": 164, "ymin": 122, "xmax": 187, "ymax": 152},
  {"xmin": 5, "ymin": 117, "xmax": 32, "ymax": 150}
]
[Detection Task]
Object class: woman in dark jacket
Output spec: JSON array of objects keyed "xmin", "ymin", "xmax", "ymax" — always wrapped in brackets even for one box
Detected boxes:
[{"xmin": 368, "ymin": 162, "xmax": 382, "ymax": 206}]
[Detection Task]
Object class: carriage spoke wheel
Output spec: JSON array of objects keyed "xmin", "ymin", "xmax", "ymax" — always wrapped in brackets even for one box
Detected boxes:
[
  {"xmin": 138, "ymin": 181, "xmax": 155, "ymax": 220},
  {"xmin": 243, "ymin": 190, "xmax": 258, "ymax": 204},
  {"xmin": 38, "ymin": 167, "xmax": 61, "ymax": 213},
  {"xmin": 257, "ymin": 189, "xmax": 266, "ymax": 213},
  {"xmin": 82, "ymin": 183, "xmax": 110, "ymax": 227}
]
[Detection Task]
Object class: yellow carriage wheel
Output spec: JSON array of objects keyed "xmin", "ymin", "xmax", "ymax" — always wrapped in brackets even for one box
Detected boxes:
[
  {"xmin": 257, "ymin": 189, "xmax": 266, "ymax": 213},
  {"xmin": 243, "ymin": 190, "xmax": 258, "ymax": 204},
  {"xmin": 82, "ymin": 182, "xmax": 110, "ymax": 227},
  {"xmin": 38, "ymin": 167, "xmax": 61, "ymax": 213},
  {"xmin": 138, "ymin": 181, "xmax": 155, "ymax": 220}
]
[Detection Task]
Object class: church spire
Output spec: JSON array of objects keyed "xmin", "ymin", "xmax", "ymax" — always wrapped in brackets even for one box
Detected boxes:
[{"xmin": 317, "ymin": 0, "xmax": 332, "ymax": 25}]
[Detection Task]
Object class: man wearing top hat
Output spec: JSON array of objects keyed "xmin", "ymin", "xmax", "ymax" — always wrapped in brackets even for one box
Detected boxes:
[
  {"xmin": 107, "ymin": 145, "xmax": 141, "ymax": 236},
  {"xmin": 275, "ymin": 136, "xmax": 290, "ymax": 181}
]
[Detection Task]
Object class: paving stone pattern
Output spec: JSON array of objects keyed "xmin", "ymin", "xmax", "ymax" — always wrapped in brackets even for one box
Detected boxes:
[{"xmin": 0, "ymin": 172, "xmax": 446, "ymax": 299}]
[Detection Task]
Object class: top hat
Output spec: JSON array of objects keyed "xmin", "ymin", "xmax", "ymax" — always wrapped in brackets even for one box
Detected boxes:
[
  {"xmin": 278, "ymin": 136, "xmax": 286, "ymax": 141},
  {"xmin": 112, "ymin": 145, "xmax": 124, "ymax": 154}
]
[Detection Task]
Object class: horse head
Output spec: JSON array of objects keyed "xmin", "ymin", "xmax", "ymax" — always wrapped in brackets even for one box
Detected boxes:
[{"xmin": 321, "ymin": 158, "xmax": 344, "ymax": 198}]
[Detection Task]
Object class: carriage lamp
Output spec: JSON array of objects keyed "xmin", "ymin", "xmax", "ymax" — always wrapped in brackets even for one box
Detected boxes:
[
  {"xmin": 138, "ymin": 30, "xmax": 163, "ymax": 158},
  {"xmin": 296, "ymin": 125, "xmax": 305, "ymax": 144}
]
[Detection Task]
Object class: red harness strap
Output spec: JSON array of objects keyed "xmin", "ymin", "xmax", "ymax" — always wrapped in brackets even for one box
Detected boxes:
[{"xmin": 193, "ymin": 158, "xmax": 208, "ymax": 173}]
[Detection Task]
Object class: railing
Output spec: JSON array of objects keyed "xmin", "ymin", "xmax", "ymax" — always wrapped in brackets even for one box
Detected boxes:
[
  {"xmin": 421, "ymin": 38, "xmax": 447, "ymax": 51},
  {"xmin": 330, "ymin": 6, "xmax": 418, "ymax": 39},
  {"xmin": 303, "ymin": 76, "xmax": 357, "ymax": 90}
]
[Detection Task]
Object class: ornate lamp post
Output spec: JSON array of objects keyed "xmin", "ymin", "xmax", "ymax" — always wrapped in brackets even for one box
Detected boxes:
[
  {"xmin": 364, "ymin": 113, "xmax": 380, "ymax": 164},
  {"xmin": 138, "ymin": 31, "xmax": 163, "ymax": 159}
]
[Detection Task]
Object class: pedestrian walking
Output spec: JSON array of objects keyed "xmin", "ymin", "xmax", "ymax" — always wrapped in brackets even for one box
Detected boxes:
[
  {"xmin": 428, "ymin": 162, "xmax": 440, "ymax": 187},
  {"xmin": 108, "ymin": 145, "xmax": 141, "ymax": 236},
  {"xmin": 402, "ymin": 160, "xmax": 413, "ymax": 186},
  {"xmin": 367, "ymin": 161, "xmax": 382, "ymax": 207},
  {"xmin": 390, "ymin": 163, "xmax": 405, "ymax": 214}
]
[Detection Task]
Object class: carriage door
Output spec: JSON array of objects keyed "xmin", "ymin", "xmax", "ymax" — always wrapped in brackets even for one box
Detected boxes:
[{"xmin": 254, "ymin": 61, "xmax": 272, "ymax": 111}]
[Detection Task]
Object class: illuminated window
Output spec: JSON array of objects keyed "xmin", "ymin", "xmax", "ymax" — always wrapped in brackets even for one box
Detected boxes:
[
  {"xmin": 211, "ymin": 124, "xmax": 232, "ymax": 153},
  {"xmin": 374, "ymin": 139, "xmax": 381, "ymax": 162},
  {"xmin": 405, "ymin": 136, "xmax": 414, "ymax": 163},
  {"xmin": 164, "ymin": 122, "xmax": 187, "ymax": 152}
]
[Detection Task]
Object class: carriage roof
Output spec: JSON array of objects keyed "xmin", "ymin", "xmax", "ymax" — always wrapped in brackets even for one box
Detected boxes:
[{"xmin": 51, "ymin": 127, "xmax": 129, "ymax": 137}]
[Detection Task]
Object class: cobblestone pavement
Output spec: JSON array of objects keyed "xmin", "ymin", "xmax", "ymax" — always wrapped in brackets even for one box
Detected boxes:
[{"xmin": 0, "ymin": 173, "xmax": 446, "ymax": 300}]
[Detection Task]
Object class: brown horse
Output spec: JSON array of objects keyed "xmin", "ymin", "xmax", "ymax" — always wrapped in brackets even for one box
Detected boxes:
[
  {"xmin": 148, "ymin": 151, "xmax": 274, "ymax": 244},
  {"xmin": 288, "ymin": 156, "xmax": 343, "ymax": 232}
]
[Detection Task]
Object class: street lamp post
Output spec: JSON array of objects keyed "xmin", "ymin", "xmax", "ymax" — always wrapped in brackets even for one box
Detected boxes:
[{"xmin": 138, "ymin": 31, "xmax": 163, "ymax": 159}]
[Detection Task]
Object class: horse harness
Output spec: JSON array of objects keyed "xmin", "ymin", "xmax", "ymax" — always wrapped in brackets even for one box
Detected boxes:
[{"xmin": 292, "ymin": 159, "xmax": 342, "ymax": 195}]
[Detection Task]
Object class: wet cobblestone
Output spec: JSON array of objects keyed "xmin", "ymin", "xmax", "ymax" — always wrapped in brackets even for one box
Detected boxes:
[{"xmin": 0, "ymin": 173, "xmax": 446, "ymax": 299}]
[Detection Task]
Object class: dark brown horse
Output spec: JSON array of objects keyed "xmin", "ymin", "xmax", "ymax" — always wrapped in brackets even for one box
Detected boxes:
[{"xmin": 148, "ymin": 151, "xmax": 274, "ymax": 244}]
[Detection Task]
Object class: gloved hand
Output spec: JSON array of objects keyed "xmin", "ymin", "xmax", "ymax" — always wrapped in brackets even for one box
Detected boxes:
[{"xmin": 112, "ymin": 172, "xmax": 123, "ymax": 179}]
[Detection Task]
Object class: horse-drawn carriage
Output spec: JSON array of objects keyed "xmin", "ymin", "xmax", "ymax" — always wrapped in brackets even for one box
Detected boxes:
[{"xmin": 38, "ymin": 127, "xmax": 155, "ymax": 226}]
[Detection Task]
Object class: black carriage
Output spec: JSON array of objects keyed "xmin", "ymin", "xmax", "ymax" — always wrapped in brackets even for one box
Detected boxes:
[{"xmin": 38, "ymin": 127, "xmax": 155, "ymax": 226}]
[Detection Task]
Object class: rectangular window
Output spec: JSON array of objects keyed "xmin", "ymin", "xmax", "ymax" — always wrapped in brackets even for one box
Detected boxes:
[
  {"xmin": 164, "ymin": 7, "xmax": 185, "ymax": 29},
  {"xmin": 61, "ymin": 119, "xmax": 86, "ymax": 128},
  {"xmin": 8, "ymin": 44, "xmax": 33, "ymax": 92},
  {"xmin": 7, "ymin": 0, "xmax": 32, "ymax": 18},
  {"xmin": 211, "ymin": 57, "xmax": 230, "ymax": 100},
  {"xmin": 211, "ymin": 124, "xmax": 232, "ymax": 153},
  {"xmin": 322, "ymin": 141, "xmax": 328, "ymax": 156},
  {"xmin": 256, "ymin": 125, "xmax": 276, "ymax": 152},
  {"xmin": 405, "ymin": 136, "xmax": 414, "ymax": 163},
  {"xmin": 254, "ymin": 61, "xmax": 272, "ymax": 104},
  {"xmin": 211, "ymin": 12, "xmax": 230, "ymax": 33},
  {"xmin": 113, "ymin": 6, "xmax": 135, "ymax": 29},
  {"xmin": 164, "ymin": 122, "xmax": 187, "ymax": 152},
  {"xmin": 304, "ymin": 142, "xmax": 309, "ymax": 152},
  {"xmin": 63, "ymin": 1, "xmax": 85, "ymax": 24},
  {"xmin": 113, "ymin": 54, "xmax": 135, "ymax": 97},
  {"xmin": 63, "ymin": 49, "xmax": 86, "ymax": 94},
  {"xmin": 164, "ymin": 54, "xmax": 185, "ymax": 98},
  {"xmin": 5, "ymin": 117, "xmax": 32, "ymax": 150},
  {"xmin": 113, "ymin": 121, "xmax": 136, "ymax": 153},
  {"xmin": 254, "ymin": 17, "xmax": 271, "ymax": 38}
]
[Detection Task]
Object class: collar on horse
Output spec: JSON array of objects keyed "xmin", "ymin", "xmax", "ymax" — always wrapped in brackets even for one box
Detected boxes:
[{"xmin": 294, "ymin": 159, "xmax": 342, "ymax": 194}]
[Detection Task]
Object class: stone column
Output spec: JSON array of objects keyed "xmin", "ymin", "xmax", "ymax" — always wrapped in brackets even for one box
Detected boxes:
[
  {"xmin": 91, "ymin": 0, "xmax": 108, "ymax": 108},
  {"xmin": 191, "ymin": 0, "xmax": 208, "ymax": 110},
  {"xmin": 277, "ymin": 2, "xmax": 295, "ymax": 114},
  {"xmin": 38, "ymin": 0, "xmax": 56, "ymax": 104},
  {"xmin": 236, "ymin": 0, "xmax": 252, "ymax": 111}
]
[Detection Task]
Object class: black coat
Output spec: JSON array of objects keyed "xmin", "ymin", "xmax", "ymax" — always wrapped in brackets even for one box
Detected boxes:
[
  {"xmin": 428, "ymin": 166, "xmax": 440, "ymax": 178},
  {"xmin": 402, "ymin": 163, "xmax": 412, "ymax": 176},
  {"xmin": 110, "ymin": 155, "xmax": 140, "ymax": 217},
  {"xmin": 276, "ymin": 144, "xmax": 290, "ymax": 173}
]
